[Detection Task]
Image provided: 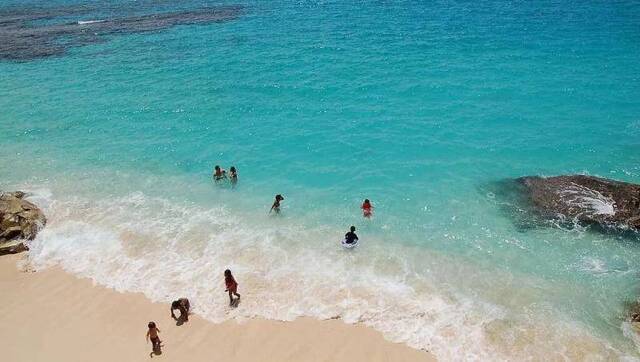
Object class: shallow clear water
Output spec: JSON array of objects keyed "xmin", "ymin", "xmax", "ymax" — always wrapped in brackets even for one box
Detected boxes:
[{"xmin": 2, "ymin": 0, "xmax": 640, "ymax": 359}]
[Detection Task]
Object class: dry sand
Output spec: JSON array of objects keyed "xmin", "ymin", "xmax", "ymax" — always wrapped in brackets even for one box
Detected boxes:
[{"xmin": 0, "ymin": 254, "xmax": 435, "ymax": 362}]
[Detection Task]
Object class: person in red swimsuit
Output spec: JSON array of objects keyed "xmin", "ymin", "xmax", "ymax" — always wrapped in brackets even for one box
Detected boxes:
[
  {"xmin": 224, "ymin": 269, "xmax": 241, "ymax": 306},
  {"xmin": 361, "ymin": 199, "xmax": 373, "ymax": 218}
]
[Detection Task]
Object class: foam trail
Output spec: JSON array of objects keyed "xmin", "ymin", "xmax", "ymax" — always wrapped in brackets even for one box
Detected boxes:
[
  {"xmin": 560, "ymin": 183, "xmax": 616, "ymax": 216},
  {"xmin": 77, "ymin": 20, "xmax": 105, "ymax": 25}
]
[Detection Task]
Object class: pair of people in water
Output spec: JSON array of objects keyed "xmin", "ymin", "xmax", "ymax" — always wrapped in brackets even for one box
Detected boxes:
[
  {"xmin": 213, "ymin": 165, "xmax": 238, "ymax": 185},
  {"xmin": 269, "ymin": 196, "xmax": 371, "ymax": 216},
  {"xmin": 343, "ymin": 199, "xmax": 372, "ymax": 245}
]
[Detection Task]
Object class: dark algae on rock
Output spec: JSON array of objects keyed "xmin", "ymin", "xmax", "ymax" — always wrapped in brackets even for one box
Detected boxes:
[{"xmin": 0, "ymin": 3, "xmax": 243, "ymax": 61}]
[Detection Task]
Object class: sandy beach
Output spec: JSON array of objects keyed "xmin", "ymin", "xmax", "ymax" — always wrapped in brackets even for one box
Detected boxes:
[{"xmin": 0, "ymin": 254, "xmax": 435, "ymax": 362}]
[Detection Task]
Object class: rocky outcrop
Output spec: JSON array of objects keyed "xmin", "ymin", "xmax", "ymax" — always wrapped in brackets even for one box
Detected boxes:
[
  {"xmin": 516, "ymin": 175, "xmax": 640, "ymax": 232},
  {"xmin": 0, "ymin": 191, "xmax": 46, "ymax": 255}
]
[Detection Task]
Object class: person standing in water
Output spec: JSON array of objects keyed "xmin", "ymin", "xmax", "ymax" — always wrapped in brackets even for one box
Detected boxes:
[
  {"xmin": 229, "ymin": 166, "xmax": 238, "ymax": 187},
  {"xmin": 361, "ymin": 199, "xmax": 373, "ymax": 218},
  {"xmin": 213, "ymin": 165, "xmax": 226, "ymax": 182},
  {"xmin": 345, "ymin": 226, "xmax": 359, "ymax": 244},
  {"xmin": 224, "ymin": 269, "xmax": 241, "ymax": 306},
  {"xmin": 270, "ymin": 194, "xmax": 284, "ymax": 214}
]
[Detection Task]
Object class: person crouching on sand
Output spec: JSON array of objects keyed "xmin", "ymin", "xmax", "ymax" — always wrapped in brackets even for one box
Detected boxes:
[
  {"xmin": 361, "ymin": 199, "xmax": 373, "ymax": 218},
  {"xmin": 170, "ymin": 298, "xmax": 190, "ymax": 322},
  {"xmin": 146, "ymin": 321, "xmax": 162, "ymax": 354},
  {"xmin": 270, "ymin": 194, "xmax": 284, "ymax": 214},
  {"xmin": 224, "ymin": 269, "xmax": 240, "ymax": 306}
]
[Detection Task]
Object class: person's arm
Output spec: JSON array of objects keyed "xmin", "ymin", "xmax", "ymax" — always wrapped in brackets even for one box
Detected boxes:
[
  {"xmin": 355, "ymin": 234, "xmax": 359, "ymax": 240},
  {"xmin": 146, "ymin": 330, "xmax": 150, "ymax": 343},
  {"xmin": 157, "ymin": 328, "xmax": 161, "ymax": 333},
  {"xmin": 171, "ymin": 307, "xmax": 176, "ymax": 319}
]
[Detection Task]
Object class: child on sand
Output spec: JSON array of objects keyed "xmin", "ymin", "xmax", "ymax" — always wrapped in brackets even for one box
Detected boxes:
[
  {"xmin": 224, "ymin": 269, "xmax": 241, "ymax": 306},
  {"xmin": 270, "ymin": 194, "xmax": 284, "ymax": 214},
  {"xmin": 361, "ymin": 199, "xmax": 373, "ymax": 218},
  {"xmin": 146, "ymin": 321, "xmax": 162, "ymax": 353}
]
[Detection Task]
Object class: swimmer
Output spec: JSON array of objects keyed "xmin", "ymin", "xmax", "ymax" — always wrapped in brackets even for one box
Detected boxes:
[
  {"xmin": 229, "ymin": 166, "xmax": 238, "ymax": 186},
  {"xmin": 361, "ymin": 199, "xmax": 373, "ymax": 218},
  {"xmin": 344, "ymin": 226, "xmax": 359, "ymax": 244},
  {"xmin": 270, "ymin": 194, "xmax": 284, "ymax": 213},
  {"xmin": 213, "ymin": 165, "xmax": 226, "ymax": 182}
]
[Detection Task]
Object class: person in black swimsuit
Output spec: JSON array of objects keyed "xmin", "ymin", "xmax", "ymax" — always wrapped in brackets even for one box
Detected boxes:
[
  {"xmin": 345, "ymin": 226, "xmax": 358, "ymax": 244},
  {"xmin": 270, "ymin": 194, "xmax": 284, "ymax": 214}
]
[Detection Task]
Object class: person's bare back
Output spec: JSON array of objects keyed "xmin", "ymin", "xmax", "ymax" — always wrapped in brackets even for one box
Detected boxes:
[{"xmin": 146, "ymin": 321, "xmax": 162, "ymax": 354}]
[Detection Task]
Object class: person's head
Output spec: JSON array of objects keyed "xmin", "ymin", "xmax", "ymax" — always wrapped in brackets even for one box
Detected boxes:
[
  {"xmin": 230, "ymin": 166, "xmax": 236, "ymax": 173},
  {"xmin": 224, "ymin": 269, "xmax": 232, "ymax": 277},
  {"xmin": 276, "ymin": 194, "xmax": 283, "ymax": 201},
  {"xmin": 364, "ymin": 199, "xmax": 370, "ymax": 204},
  {"xmin": 215, "ymin": 165, "xmax": 220, "ymax": 171},
  {"xmin": 148, "ymin": 321, "xmax": 156, "ymax": 329},
  {"xmin": 350, "ymin": 226, "xmax": 356, "ymax": 232}
]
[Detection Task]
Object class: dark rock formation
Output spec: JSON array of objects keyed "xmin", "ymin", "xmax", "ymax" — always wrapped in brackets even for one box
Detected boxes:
[
  {"xmin": 624, "ymin": 300, "xmax": 640, "ymax": 329},
  {"xmin": 0, "ymin": 191, "xmax": 46, "ymax": 255},
  {"xmin": 516, "ymin": 175, "xmax": 640, "ymax": 232},
  {"xmin": 0, "ymin": 4, "xmax": 244, "ymax": 61}
]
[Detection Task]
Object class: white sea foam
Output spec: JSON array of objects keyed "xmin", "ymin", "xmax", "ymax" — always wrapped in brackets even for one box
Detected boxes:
[
  {"xmin": 559, "ymin": 183, "xmax": 616, "ymax": 217},
  {"xmin": 77, "ymin": 19, "xmax": 106, "ymax": 25},
  {"xmin": 22, "ymin": 188, "xmax": 634, "ymax": 360}
]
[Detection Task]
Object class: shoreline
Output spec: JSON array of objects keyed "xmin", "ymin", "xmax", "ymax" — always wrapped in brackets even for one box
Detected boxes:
[{"xmin": 0, "ymin": 254, "xmax": 435, "ymax": 362}]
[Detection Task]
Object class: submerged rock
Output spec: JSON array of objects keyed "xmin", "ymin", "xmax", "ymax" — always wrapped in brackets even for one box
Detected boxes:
[
  {"xmin": 0, "ymin": 191, "xmax": 46, "ymax": 255},
  {"xmin": 516, "ymin": 175, "xmax": 640, "ymax": 232},
  {"xmin": 0, "ymin": 4, "xmax": 244, "ymax": 61}
]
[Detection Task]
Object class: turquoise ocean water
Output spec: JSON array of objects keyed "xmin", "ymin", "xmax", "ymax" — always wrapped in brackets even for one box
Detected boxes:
[{"xmin": 1, "ymin": 0, "xmax": 640, "ymax": 359}]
